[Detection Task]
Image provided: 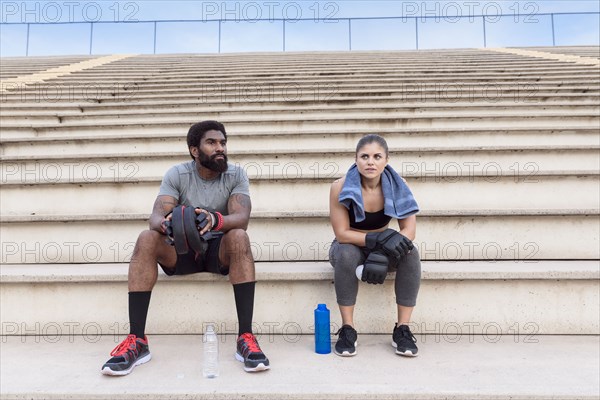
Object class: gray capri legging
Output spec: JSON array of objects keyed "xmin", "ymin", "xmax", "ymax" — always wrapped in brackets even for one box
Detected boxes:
[{"xmin": 328, "ymin": 239, "xmax": 421, "ymax": 307}]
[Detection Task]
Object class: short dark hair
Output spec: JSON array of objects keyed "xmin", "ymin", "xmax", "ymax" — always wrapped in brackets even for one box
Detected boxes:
[
  {"xmin": 187, "ymin": 120, "xmax": 227, "ymax": 159},
  {"xmin": 355, "ymin": 134, "xmax": 388, "ymax": 156}
]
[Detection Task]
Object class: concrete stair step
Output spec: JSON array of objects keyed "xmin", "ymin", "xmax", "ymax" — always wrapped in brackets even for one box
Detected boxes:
[
  {"xmin": 1, "ymin": 80, "xmax": 599, "ymax": 101},
  {"xmin": 90, "ymin": 64, "xmax": 575, "ymax": 73},
  {"xmin": 2, "ymin": 113, "xmax": 598, "ymax": 138},
  {"xmin": 1, "ymin": 261, "xmax": 598, "ymax": 335},
  {"xmin": 1, "ymin": 334, "xmax": 598, "ymax": 399},
  {"xmin": 3, "ymin": 84, "xmax": 597, "ymax": 105},
  {"xmin": 7, "ymin": 78, "xmax": 599, "ymax": 93},
  {"xmin": 0, "ymin": 56, "xmax": 98, "ymax": 78},
  {"xmin": 5, "ymin": 74, "xmax": 599, "ymax": 86},
  {"xmin": 2, "ymin": 148, "xmax": 598, "ymax": 182},
  {"xmin": 2, "ymin": 211, "xmax": 598, "ymax": 262},
  {"xmin": 41, "ymin": 58, "xmax": 600, "ymax": 67},
  {"xmin": 26, "ymin": 53, "xmax": 596, "ymax": 65},
  {"xmin": 82, "ymin": 56, "xmax": 528, "ymax": 64},
  {"xmin": 30, "ymin": 72, "xmax": 600, "ymax": 85},
  {"xmin": 523, "ymin": 45, "xmax": 599, "ymax": 54},
  {"xmin": 3, "ymin": 98, "xmax": 600, "ymax": 114},
  {"xmin": 2, "ymin": 174, "xmax": 598, "ymax": 215},
  {"xmin": 58, "ymin": 58, "xmax": 600, "ymax": 68},
  {"xmin": 504, "ymin": 47, "xmax": 599, "ymax": 63},
  {"xmin": 1, "ymin": 92, "xmax": 599, "ymax": 112},
  {"xmin": 2, "ymin": 103, "xmax": 599, "ymax": 123},
  {"xmin": 2, "ymin": 127, "xmax": 597, "ymax": 156},
  {"xmin": 3, "ymin": 111, "xmax": 599, "ymax": 129},
  {"xmin": 6, "ymin": 72, "xmax": 599, "ymax": 86},
  {"xmin": 47, "ymin": 56, "xmax": 598, "ymax": 68},
  {"xmin": 97, "ymin": 48, "xmax": 589, "ymax": 56},
  {"xmin": 2, "ymin": 48, "xmax": 595, "ymax": 73},
  {"xmin": 26, "ymin": 57, "xmax": 598, "ymax": 72},
  {"xmin": 2, "ymin": 260, "xmax": 599, "ymax": 335}
]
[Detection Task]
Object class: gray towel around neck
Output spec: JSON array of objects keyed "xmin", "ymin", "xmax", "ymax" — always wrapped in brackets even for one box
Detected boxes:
[{"xmin": 339, "ymin": 163, "xmax": 419, "ymax": 222}]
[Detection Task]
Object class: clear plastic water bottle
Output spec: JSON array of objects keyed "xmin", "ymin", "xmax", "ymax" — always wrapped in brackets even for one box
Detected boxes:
[
  {"xmin": 203, "ymin": 324, "xmax": 219, "ymax": 378},
  {"xmin": 314, "ymin": 304, "xmax": 331, "ymax": 354}
]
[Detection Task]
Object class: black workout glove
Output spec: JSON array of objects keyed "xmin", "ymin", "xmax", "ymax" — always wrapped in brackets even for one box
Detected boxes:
[
  {"xmin": 195, "ymin": 211, "xmax": 209, "ymax": 231},
  {"xmin": 365, "ymin": 229, "xmax": 413, "ymax": 261},
  {"xmin": 362, "ymin": 251, "xmax": 389, "ymax": 284}
]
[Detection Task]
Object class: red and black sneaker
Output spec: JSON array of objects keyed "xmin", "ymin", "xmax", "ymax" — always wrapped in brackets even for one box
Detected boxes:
[
  {"xmin": 235, "ymin": 333, "xmax": 270, "ymax": 372},
  {"xmin": 101, "ymin": 334, "xmax": 151, "ymax": 376}
]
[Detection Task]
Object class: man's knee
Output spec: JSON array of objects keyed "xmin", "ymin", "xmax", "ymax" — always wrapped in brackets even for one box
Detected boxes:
[
  {"xmin": 132, "ymin": 230, "xmax": 166, "ymax": 261},
  {"xmin": 224, "ymin": 229, "xmax": 250, "ymax": 245},
  {"xmin": 136, "ymin": 229, "xmax": 162, "ymax": 248},
  {"xmin": 222, "ymin": 229, "xmax": 253, "ymax": 264}
]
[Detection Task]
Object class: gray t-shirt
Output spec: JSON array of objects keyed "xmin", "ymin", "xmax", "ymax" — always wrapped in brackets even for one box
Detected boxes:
[{"xmin": 158, "ymin": 161, "xmax": 249, "ymax": 215}]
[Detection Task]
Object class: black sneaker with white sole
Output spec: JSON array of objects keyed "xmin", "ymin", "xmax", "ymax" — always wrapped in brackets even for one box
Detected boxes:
[
  {"xmin": 392, "ymin": 324, "xmax": 418, "ymax": 357},
  {"xmin": 101, "ymin": 334, "xmax": 151, "ymax": 376},
  {"xmin": 334, "ymin": 324, "xmax": 357, "ymax": 357}
]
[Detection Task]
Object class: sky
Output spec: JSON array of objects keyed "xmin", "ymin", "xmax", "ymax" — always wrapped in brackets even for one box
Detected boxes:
[{"xmin": 0, "ymin": 1, "xmax": 599, "ymax": 56}]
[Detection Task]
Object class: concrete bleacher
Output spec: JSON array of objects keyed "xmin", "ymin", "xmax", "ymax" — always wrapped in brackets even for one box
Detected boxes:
[
  {"xmin": 0, "ymin": 55, "xmax": 99, "ymax": 79},
  {"xmin": 525, "ymin": 45, "xmax": 600, "ymax": 60},
  {"xmin": 1, "ymin": 46, "xmax": 599, "ymax": 399}
]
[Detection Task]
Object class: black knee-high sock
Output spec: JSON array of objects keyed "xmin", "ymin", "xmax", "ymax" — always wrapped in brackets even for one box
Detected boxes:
[
  {"xmin": 233, "ymin": 282, "xmax": 255, "ymax": 336},
  {"xmin": 129, "ymin": 291, "xmax": 152, "ymax": 338}
]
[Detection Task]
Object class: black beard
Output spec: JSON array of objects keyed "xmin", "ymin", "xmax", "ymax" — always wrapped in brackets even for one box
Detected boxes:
[{"xmin": 199, "ymin": 152, "xmax": 228, "ymax": 173}]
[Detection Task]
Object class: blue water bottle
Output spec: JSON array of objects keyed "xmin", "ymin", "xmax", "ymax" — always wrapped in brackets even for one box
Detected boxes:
[{"xmin": 314, "ymin": 304, "xmax": 331, "ymax": 354}]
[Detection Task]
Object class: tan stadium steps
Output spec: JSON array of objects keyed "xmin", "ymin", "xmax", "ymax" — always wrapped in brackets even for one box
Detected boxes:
[
  {"xmin": 522, "ymin": 45, "xmax": 599, "ymax": 59},
  {"xmin": 3, "ymin": 76, "xmax": 598, "ymax": 94},
  {"xmin": 2, "ymin": 145, "xmax": 598, "ymax": 177},
  {"xmin": 2, "ymin": 334, "xmax": 598, "ymax": 399},
  {"xmin": 10, "ymin": 80, "xmax": 592, "ymax": 96},
  {"xmin": 1, "ymin": 92, "xmax": 600, "ymax": 115},
  {"xmin": 4, "ymin": 47, "xmax": 595, "ymax": 69},
  {"xmin": 1, "ymin": 261, "xmax": 599, "ymax": 397},
  {"xmin": 1, "ymin": 113, "xmax": 599, "ymax": 139},
  {"xmin": 0, "ymin": 336, "xmax": 598, "ymax": 400},
  {"xmin": 1, "ymin": 49, "xmax": 598, "ymax": 256},
  {"xmin": 2, "ymin": 210, "xmax": 598, "ymax": 262},
  {"xmin": 0, "ymin": 55, "xmax": 99, "ymax": 79},
  {"xmin": 1, "ymin": 108, "xmax": 597, "ymax": 124},
  {"xmin": 2, "ymin": 82, "xmax": 599, "ymax": 104},
  {"xmin": 1, "ymin": 261, "xmax": 598, "ymax": 335},
  {"xmin": 0, "ymin": 55, "xmax": 136, "ymax": 94},
  {"xmin": 5, "ymin": 56, "xmax": 597, "ymax": 73},
  {"xmin": 6, "ymin": 69, "xmax": 599, "ymax": 84},
  {"xmin": 16, "ymin": 69, "xmax": 598, "ymax": 84},
  {"xmin": 0, "ymin": 47, "xmax": 599, "ymax": 399},
  {"xmin": 1, "ymin": 50, "xmax": 598, "ymax": 262},
  {"xmin": 2, "ymin": 172, "xmax": 598, "ymax": 215},
  {"xmin": 1, "ymin": 127, "xmax": 598, "ymax": 156},
  {"xmin": 490, "ymin": 47, "xmax": 599, "ymax": 66},
  {"xmin": 2, "ymin": 102, "xmax": 600, "ymax": 125},
  {"xmin": 3, "ymin": 80, "xmax": 597, "ymax": 104}
]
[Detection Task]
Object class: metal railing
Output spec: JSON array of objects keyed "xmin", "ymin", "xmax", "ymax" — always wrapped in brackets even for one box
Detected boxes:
[{"xmin": 1, "ymin": 11, "xmax": 598, "ymax": 56}]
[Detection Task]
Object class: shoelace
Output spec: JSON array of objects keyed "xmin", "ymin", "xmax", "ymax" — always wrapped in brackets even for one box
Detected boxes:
[
  {"xmin": 110, "ymin": 334, "xmax": 138, "ymax": 357},
  {"xmin": 399, "ymin": 327, "xmax": 417, "ymax": 343},
  {"xmin": 336, "ymin": 326, "xmax": 355, "ymax": 345},
  {"xmin": 239, "ymin": 333, "xmax": 261, "ymax": 353}
]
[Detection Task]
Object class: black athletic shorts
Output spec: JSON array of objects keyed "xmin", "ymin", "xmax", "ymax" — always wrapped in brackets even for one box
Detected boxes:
[{"xmin": 160, "ymin": 233, "xmax": 229, "ymax": 276}]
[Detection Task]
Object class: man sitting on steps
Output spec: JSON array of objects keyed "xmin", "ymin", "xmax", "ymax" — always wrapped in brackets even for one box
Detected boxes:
[{"xmin": 101, "ymin": 120, "xmax": 270, "ymax": 376}]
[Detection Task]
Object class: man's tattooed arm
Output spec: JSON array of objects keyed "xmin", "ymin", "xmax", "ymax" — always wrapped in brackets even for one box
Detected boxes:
[
  {"xmin": 149, "ymin": 195, "xmax": 177, "ymax": 233},
  {"xmin": 221, "ymin": 193, "xmax": 252, "ymax": 231}
]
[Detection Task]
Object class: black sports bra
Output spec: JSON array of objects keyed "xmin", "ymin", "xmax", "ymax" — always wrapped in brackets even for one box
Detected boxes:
[{"xmin": 348, "ymin": 205, "xmax": 392, "ymax": 230}]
